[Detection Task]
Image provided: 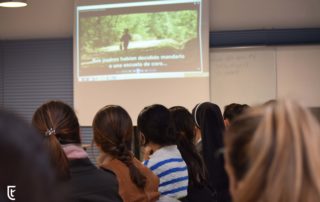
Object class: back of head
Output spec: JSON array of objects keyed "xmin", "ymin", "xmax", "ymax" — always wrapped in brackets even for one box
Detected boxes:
[
  {"xmin": 170, "ymin": 106, "xmax": 195, "ymax": 143},
  {"xmin": 93, "ymin": 105, "xmax": 146, "ymax": 189},
  {"xmin": 192, "ymin": 102, "xmax": 229, "ymax": 190},
  {"xmin": 32, "ymin": 100, "xmax": 81, "ymax": 180},
  {"xmin": 138, "ymin": 104, "xmax": 176, "ymax": 146},
  {"xmin": 223, "ymin": 103, "xmax": 250, "ymax": 123},
  {"xmin": 0, "ymin": 110, "xmax": 60, "ymax": 202},
  {"xmin": 192, "ymin": 102, "xmax": 225, "ymax": 152},
  {"xmin": 224, "ymin": 100, "xmax": 320, "ymax": 202},
  {"xmin": 93, "ymin": 105, "xmax": 133, "ymax": 155},
  {"xmin": 170, "ymin": 106, "xmax": 207, "ymax": 186}
]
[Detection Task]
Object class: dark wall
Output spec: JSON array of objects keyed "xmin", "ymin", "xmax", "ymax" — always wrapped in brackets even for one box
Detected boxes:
[
  {"xmin": 0, "ymin": 39, "xmax": 96, "ymax": 160},
  {"xmin": 210, "ymin": 28, "xmax": 320, "ymax": 47},
  {"xmin": 2, "ymin": 39, "xmax": 73, "ymax": 120}
]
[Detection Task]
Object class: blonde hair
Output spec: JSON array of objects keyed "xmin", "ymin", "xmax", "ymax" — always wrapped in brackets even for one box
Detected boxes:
[{"xmin": 225, "ymin": 100, "xmax": 320, "ymax": 202}]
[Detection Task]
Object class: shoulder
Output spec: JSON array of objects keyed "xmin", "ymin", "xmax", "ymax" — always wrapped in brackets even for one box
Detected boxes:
[
  {"xmin": 69, "ymin": 158, "xmax": 118, "ymax": 185},
  {"xmin": 68, "ymin": 158, "xmax": 121, "ymax": 202},
  {"xmin": 144, "ymin": 146, "xmax": 187, "ymax": 175}
]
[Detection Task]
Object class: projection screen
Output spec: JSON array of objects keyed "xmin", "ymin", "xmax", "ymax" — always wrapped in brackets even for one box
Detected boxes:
[{"xmin": 74, "ymin": 0, "xmax": 210, "ymax": 126}]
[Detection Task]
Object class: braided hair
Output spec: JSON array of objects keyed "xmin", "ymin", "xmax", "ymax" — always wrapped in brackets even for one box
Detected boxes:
[{"xmin": 93, "ymin": 105, "xmax": 146, "ymax": 188}]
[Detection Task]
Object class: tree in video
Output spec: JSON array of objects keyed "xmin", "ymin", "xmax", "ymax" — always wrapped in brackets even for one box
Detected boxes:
[{"xmin": 79, "ymin": 10, "xmax": 198, "ymax": 69}]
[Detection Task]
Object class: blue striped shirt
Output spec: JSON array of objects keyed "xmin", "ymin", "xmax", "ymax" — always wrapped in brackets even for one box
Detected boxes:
[{"xmin": 144, "ymin": 145, "xmax": 188, "ymax": 199}]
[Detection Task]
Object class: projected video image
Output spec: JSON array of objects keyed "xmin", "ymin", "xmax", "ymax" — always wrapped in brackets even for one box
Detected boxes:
[
  {"xmin": 81, "ymin": 11, "xmax": 197, "ymax": 52},
  {"xmin": 77, "ymin": 1, "xmax": 205, "ymax": 81}
]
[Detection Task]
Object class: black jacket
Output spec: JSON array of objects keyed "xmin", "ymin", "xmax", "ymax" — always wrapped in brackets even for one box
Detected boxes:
[{"xmin": 68, "ymin": 158, "xmax": 122, "ymax": 202}]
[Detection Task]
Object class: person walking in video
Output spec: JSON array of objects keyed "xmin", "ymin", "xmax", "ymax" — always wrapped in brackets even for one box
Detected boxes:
[{"xmin": 120, "ymin": 28, "xmax": 131, "ymax": 51}]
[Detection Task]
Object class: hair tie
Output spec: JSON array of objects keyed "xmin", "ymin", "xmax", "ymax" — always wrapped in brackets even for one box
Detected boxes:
[
  {"xmin": 45, "ymin": 128, "xmax": 56, "ymax": 136},
  {"xmin": 194, "ymin": 102, "xmax": 203, "ymax": 128}
]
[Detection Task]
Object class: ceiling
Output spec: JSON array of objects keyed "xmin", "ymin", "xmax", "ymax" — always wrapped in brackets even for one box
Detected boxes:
[{"xmin": 0, "ymin": 0, "xmax": 320, "ymax": 40}]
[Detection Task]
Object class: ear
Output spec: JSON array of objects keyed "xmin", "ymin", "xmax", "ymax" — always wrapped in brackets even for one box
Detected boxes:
[
  {"xmin": 139, "ymin": 132, "xmax": 146, "ymax": 146},
  {"xmin": 224, "ymin": 119, "xmax": 230, "ymax": 128}
]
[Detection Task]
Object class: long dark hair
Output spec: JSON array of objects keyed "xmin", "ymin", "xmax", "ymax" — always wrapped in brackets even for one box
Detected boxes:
[
  {"xmin": 93, "ymin": 105, "xmax": 146, "ymax": 189},
  {"xmin": 32, "ymin": 100, "xmax": 81, "ymax": 180},
  {"xmin": 170, "ymin": 106, "xmax": 207, "ymax": 187},
  {"xmin": 192, "ymin": 102, "xmax": 229, "ymax": 191}
]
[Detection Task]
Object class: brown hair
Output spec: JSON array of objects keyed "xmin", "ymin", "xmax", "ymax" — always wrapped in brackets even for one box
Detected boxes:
[
  {"xmin": 169, "ymin": 106, "xmax": 208, "ymax": 186},
  {"xmin": 224, "ymin": 100, "xmax": 320, "ymax": 202},
  {"xmin": 93, "ymin": 105, "xmax": 146, "ymax": 188},
  {"xmin": 32, "ymin": 100, "xmax": 81, "ymax": 180}
]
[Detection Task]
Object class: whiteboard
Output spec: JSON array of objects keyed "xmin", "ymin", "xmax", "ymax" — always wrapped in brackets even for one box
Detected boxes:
[
  {"xmin": 276, "ymin": 45, "xmax": 320, "ymax": 107},
  {"xmin": 210, "ymin": 47, "xmax": 276, "ymax": 110}
]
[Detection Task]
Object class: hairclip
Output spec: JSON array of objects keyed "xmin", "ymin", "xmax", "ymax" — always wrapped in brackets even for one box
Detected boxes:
[{"xmin": 45, "ymin": 128, "xmax": 56, "ymax": 136}]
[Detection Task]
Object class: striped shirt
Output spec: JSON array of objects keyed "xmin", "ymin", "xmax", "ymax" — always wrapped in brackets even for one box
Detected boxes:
[{"xmin": 144, "ymin": 145, "xmax": 188, "ymax": 199}]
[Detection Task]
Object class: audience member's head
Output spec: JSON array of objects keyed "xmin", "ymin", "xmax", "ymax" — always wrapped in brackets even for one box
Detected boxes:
[
  {"xmin": 0, "ymin": 110, "xmax": 60, "ymax": 202},
  {"xmin": 224, "ymin": 100, "xmax": 320, "ymax": 202},
  {"xmin": 93, "ymin": 105, "xmax": 146, "ymax": 189},
  {"xmin": 140, "ymin": 105, "xmax": 187, "ymax": 200},
  {"xmin": 192, "ymin": 102, "xmax": 230, "ymax": 199},
  {"xmin": 32, "ymin": 100, "xmax": 81, "ymax": 180},
  {"xmin": 170, "ymin": 106, "xmax": 196, "ymax": 142},
  {"xmin": 192, "ymin": 102, "xmax": 225, "ymax": 151},
  {"xmin": 223, "ymin": 103, "xmax": 249, "ymax": 127},
  {"xmin": 138, "ymin": 104, "xmax": 176, "ymax": 147},
  {"xmin": 169, "ymin": 106, "xmax": 207, "ymax": 187}
]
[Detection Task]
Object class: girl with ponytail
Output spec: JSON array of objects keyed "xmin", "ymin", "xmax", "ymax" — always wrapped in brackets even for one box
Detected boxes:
[
  {"xmin": 93, "ymin": 105, "xmax": 160, "ymax": 202},
  {"xmin": 32, "ymin": 101, "xmax": 121, "ymax": 202},
  {"xmin": 32, "ymin": 101, "xmax": 80, "ymax": 180},
  {"xmin": 192, "ymin": 102, "xmax": 230, "ymax": 202},
  {"xmin": 170, "ymin": 106, "xmax": 215, "ymax": 202}
]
